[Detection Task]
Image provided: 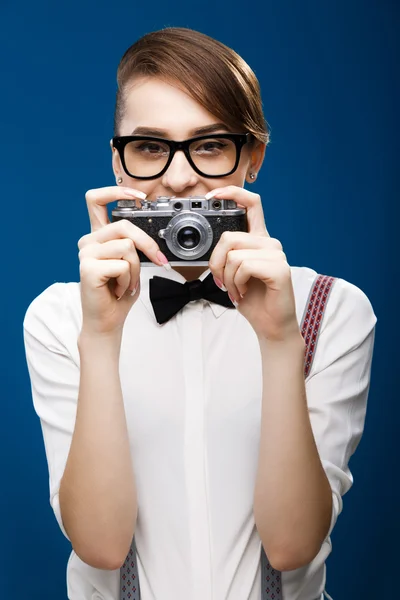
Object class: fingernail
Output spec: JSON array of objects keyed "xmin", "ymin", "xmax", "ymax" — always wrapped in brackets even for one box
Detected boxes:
[
  {"xmin": 205, "ymin": 190, "xmax": 221, "ymax": 200},
  {"xmin": 156, "ymin": 250, "xmax": 171, "ymax": 270},
  {"xmin": 228, "ymin": 293, "xmax": 239, "ymax": 308},
  {"xmin": 124, "ymin": 188, "xmax": 147, "ymax": 200},
  {"xmin": 130, "ymin": 285, "xmax": 138, "ymax": 297},
  {"xmin": 213, "ymin": 276, "xmax": 227, "ymax": 292}
]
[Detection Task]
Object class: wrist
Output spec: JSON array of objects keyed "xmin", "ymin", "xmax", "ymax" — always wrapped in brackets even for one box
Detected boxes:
[
  {"xmin": 258, "ymin": 330, "xmax": 305, "ymax": 358},
  {"xmin": 78, "ymin": 326, "xmax": 123, "ymax": 355}
]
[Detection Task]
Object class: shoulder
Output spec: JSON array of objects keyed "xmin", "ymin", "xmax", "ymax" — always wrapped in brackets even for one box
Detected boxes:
[
  {"xmin": 291, "ymin": 265, "xmax": 376, "ymax": 329},
  {"xmin": 23, "ymin": 281, "xmax": 82, "ymax": 343},
  {"xmin": 321, "ymin": 275, "xmax": 377, "ymax": 337},
  {"xmin": 291, "ymin": 266, "xmax": 377, "ymax": 372}
]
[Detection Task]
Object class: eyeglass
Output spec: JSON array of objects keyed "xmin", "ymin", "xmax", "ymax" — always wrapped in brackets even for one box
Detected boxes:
[{"xmin": 112, "ymin": 132, "xmax": 252, "ymax": 180}]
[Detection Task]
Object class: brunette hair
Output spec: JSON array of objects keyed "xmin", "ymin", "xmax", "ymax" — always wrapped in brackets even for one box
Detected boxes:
[{"xmin": 113, "ymin": 27, "xmax": 270, "ymax": 145}]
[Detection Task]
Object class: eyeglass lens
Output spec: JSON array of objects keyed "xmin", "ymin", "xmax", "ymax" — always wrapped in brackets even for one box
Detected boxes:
[{"xmin": 123, "ymin": 137, "xmax": 238, "ymax": 177}]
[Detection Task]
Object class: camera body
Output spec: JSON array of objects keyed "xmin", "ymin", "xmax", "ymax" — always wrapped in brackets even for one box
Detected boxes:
[{"xmin": 111, "ymin": 195, "xmax": 248, "ymax": 266}]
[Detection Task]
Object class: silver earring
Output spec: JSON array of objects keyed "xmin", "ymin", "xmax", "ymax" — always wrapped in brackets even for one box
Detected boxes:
[
  {"xmin": 117, "ymin": 176, "xmax": 123, "ymax": 184},
  {"xmin": 249, "ymin": 172, "xmax": 257, "ymax": 180}
]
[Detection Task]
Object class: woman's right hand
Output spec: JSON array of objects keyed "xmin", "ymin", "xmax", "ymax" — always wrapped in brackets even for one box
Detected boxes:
[{"xmin": 77, "ymin": 186, "xmax": 169, "ymax": 336}]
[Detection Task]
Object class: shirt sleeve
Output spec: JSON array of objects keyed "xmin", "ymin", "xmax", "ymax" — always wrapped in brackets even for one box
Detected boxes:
[
  {"xmin": 23, "ymin": 283, "xmax": 81, "ymax": 542},
  {"xmin": 305, "ymin": 277, "xmax": 377, "ymax": 539}
]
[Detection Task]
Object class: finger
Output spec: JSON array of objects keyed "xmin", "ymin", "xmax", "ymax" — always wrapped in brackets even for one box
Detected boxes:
[
  {"xmin": 234, "ymin": 257, "xmax": 291, "ymax": 292},
  {"xmin": 85, "ymin": 186, "xmax": 147, "ymax": 233},
  {"xmin": 206, "ymin": 185, "xmax": 269, "ymax": 236},
  {"xmin": 79, "ymin": 238, "xmax": 140, "ymax": 297},
  {"xmin": 224, "ymin": 249, "xmax": 287, "ymax": 301},
  {"xmin": 209, "ymin": 232, "xmax": 278, "ymax": 285},
  {"xmin": 222, "ymin": 251, "xmax": 242, "ymax": 300},
  {"xmin": 78, "ymin": 219, "xmax": 169, "ymax": 268},
  {"xmin": 80, "ymin": 256, "xmax": 131, "ymax": 298},
  {"xmin": 223, "ymin": 249, "xmax": 265, "ymax": 299}
]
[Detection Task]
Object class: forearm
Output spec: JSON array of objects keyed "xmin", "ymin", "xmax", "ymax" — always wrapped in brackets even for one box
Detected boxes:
[
  {"xmin": 59, "ymin": 329, "xmax": 136, "ymax": 570},
  {"xmin": 253, "ymin": 333, "xmax": 332, "ymax": 571}
]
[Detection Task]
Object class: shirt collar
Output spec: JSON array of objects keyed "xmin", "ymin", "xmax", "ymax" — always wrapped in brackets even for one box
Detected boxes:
[{"xmin": 139, "ymin": 264, "xmax": 229, "ymax": 322}]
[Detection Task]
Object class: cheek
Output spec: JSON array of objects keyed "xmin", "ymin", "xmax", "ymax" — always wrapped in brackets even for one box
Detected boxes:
[
  {"xmin": 205, "ymin": 168, "xmax": 248, "ymax": 191},
  {"xmin": 210, "ymin": 152, "xmax": 250, "ymax": 189},
  {"xmin": 219, "ymin": 151, "xmax": 251, "ymax": 188},
  {"xmin": 120, "ymin": 176, "xmax": 161, "ymax": 198},
  {"xmin": 138, "ymin": 181, "xmax": 160, "ymax": 196},
  {"xmin": 202, "ymin": 146, "xmax": 251, "ymax": 192},
  {"xmin": 113, "ymin": 150, "xmax": 157, "ymax": 194}
]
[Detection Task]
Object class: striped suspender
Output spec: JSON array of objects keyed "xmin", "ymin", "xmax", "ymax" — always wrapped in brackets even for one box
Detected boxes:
[
  {"xmin": 260, "ymin": 274, "xmax": 336, "ymax": 600},
  {"xmin": 120, "ymin": 274, "xmax": 336, "ymax": 600},
  {"xmin": 301, "ymin": 275, "xmax": 336, "ymax": 379}
]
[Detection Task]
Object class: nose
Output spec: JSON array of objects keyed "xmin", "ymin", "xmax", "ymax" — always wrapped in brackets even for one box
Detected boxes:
[{"xmin": 161, "ymin": 149, "xmax": 198, "ymax": 194}]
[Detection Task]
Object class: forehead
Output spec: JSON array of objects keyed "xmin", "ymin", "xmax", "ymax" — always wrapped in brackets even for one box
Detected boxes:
[{"xmin": 121, "ymin": 77, "xmax": 221, "ymax": 136}]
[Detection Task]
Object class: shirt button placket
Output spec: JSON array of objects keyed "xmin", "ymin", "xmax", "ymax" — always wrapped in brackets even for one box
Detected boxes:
[{"xmin": 181, "ymin": 301, "xmax": 212, "ymax": 600}]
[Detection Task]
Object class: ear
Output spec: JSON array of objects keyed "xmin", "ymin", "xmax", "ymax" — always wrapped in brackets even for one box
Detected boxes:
[
  {"xmin": 245, "ymin": 141, "xmax": 266, "ymax": 184},
  {"xmin": 110, "ymin": 140, "xmax": 122, "ymax": 179}
]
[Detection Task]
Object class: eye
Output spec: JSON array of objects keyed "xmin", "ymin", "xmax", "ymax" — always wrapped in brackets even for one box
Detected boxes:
[
  {"xmin": 192, "ymin": 139, "xmax": 229, "ymax": 155},
  {"xmin": 135, "ymin": 142, "xmax": 169, "ymax": 155}
]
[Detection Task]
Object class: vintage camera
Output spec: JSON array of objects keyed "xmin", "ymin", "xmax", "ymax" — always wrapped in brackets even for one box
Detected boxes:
[{"xmin": 111, "ymin": 195, "xmax": 248, "ymax": 266}]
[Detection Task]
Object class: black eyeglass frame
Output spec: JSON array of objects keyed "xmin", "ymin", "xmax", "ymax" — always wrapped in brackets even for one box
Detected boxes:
[{"xmin": 112, "ymin": 132, "xmax": 253, "ymax": 180}]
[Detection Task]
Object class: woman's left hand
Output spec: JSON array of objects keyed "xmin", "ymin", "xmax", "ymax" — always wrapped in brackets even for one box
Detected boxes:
[{"xmin": 207, "ymin": 185, "xmax": 300, "ymax": 342}]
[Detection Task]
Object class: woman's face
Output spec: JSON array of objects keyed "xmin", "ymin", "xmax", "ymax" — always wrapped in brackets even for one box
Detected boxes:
[{"xmin": 111, "ymin": 76, "xmax": 265, "ymax": 199}]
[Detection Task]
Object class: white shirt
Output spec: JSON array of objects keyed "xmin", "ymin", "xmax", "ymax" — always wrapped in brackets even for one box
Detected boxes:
[{"xmin": 23, "ymin": 264, "xmax": 377, "ymax": 600}]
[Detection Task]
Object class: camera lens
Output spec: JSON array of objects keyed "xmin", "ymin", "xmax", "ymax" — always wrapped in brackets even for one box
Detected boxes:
[
  {"xmin": 177, "ymin": 226, "xmax": 201, "ymax": 249},
  {"xmin": 164, "ymin": 212, "xmax": 213, "ymax": 259}
]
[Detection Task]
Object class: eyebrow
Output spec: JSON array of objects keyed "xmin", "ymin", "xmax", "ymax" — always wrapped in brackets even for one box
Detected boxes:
[{"xmin": 130, "ymin": 123, "xmax": 232, "ymax": 138}]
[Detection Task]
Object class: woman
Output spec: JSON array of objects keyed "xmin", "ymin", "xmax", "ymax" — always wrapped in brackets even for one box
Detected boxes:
[{"xmin": 23, "ymin": 27, "xmax": 377, "ymax": 600}]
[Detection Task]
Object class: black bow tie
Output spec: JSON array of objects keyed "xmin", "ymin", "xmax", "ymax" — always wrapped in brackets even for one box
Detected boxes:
[{"xmin": 149, "ymin": 272, "xmax": 235, "ymax": 324}]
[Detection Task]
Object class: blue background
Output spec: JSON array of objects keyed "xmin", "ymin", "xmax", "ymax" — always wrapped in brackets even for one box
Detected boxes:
[{"xmin": 1, "ymin": 0, "xmax": 398, "ymax": 598}]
